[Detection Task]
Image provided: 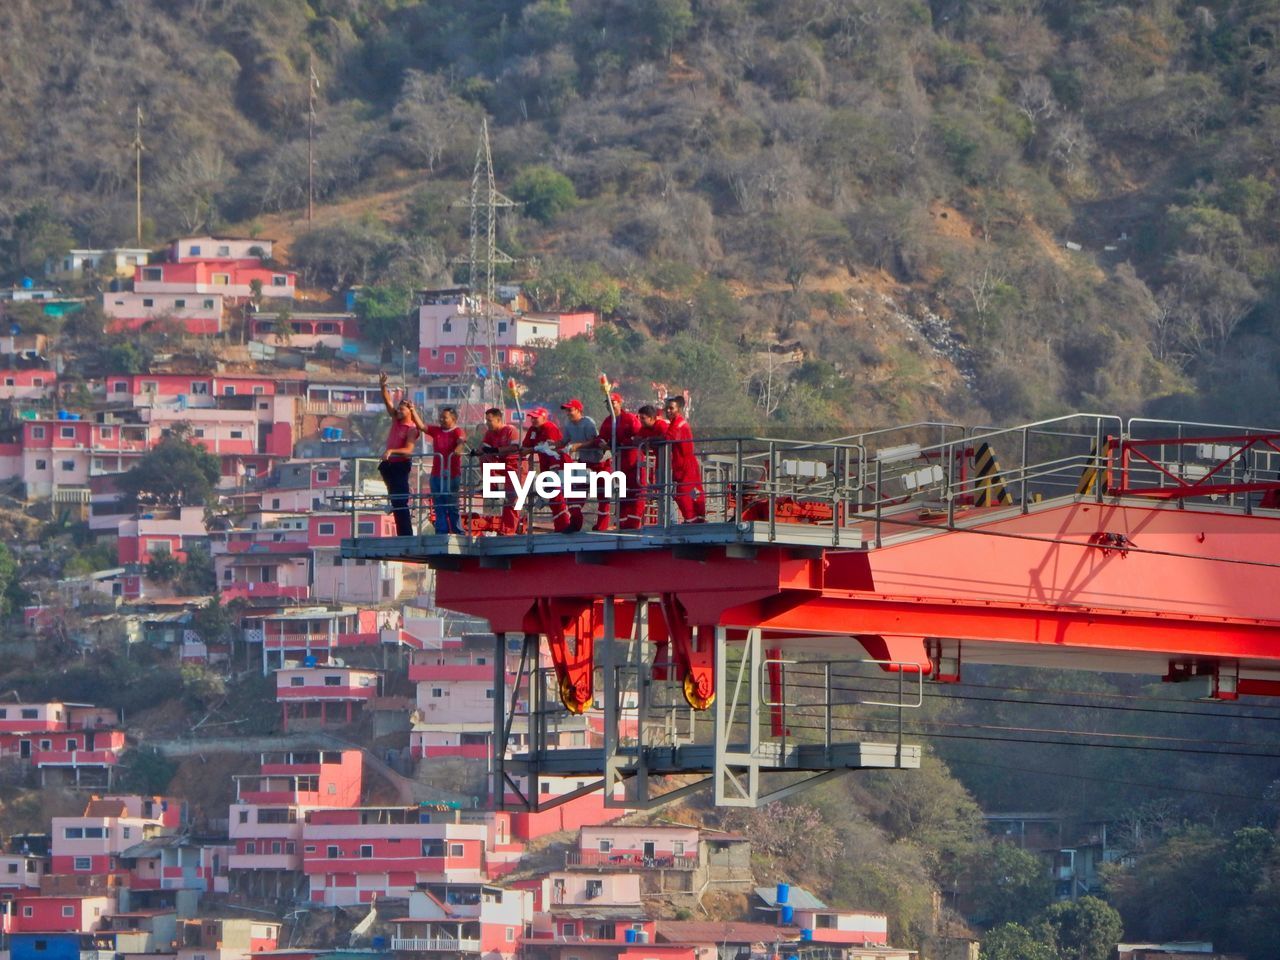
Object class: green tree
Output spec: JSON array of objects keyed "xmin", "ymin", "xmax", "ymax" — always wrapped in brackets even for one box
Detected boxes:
[
  {"xmin": 981, "ymin": 922, "xmax": 1059, "ymax": 960},
  {"xmin": 0, "ymin": 543, "xmax": 19, "ymax": 618},
  {"xmin": 635, "ymin": 0, "xmax": 694, "ymax": 57},
  {"xmin": 510, "ymin": 166, "xmax": 578, "ymax": 224},
  {"xmin": 8, "ymin": 204, "xmax": 73, "ymax": 279},
  {"xmin": 1041, "ymin": 897, "xmax": 1123, "ymax": 960},
  {"xmin": 355, "ymin": 283, "xmax": 415, "ymax": 356},
  {"xmin": 117, "ymin": 425, "xmax": 221, "ymax": 509},
  {"xmin": 117, "ymin": 747, "xmax": 176, "ymax": 794},
  {"xmin": 967, "ymin": 842, "xmax": 1055, "ymax": 925}
]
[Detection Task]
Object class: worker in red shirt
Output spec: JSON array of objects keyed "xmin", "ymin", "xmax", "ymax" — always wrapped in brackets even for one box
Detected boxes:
[
  {"xmin": 584, "ymin": 393, "xmax": 643, "ymax": 530},
  {"xmin": 635, "ymin": 404, "xmax": 669, "ymax": 527},
  {"xmin": 377, "ymin": 372, "xmax": 422, "ymax": 536},
  {"xmin": 423, "ymin": 406, "xmax": 466, "ymax": 534},
  {"xmin": 479, "ymin": 407, "xmax": 522, "ymax": 535},
  {"xmin": 521, "ymin": 407, "xmax": 582, "ymax": 533},
  {"xmin": 663, "ymin": 395, "xmax": 706, "ymax": 522}
]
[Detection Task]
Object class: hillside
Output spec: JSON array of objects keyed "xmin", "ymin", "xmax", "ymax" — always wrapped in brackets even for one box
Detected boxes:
[{"xmin": 6, "ymin": 0, "xmax": 1280, "ymax": 432}]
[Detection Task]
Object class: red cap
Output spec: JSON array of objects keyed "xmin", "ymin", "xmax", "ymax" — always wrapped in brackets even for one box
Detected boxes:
[
  {"xmin": 560, "ymin": 398, "xmax": 583, "ymax": 412},
  {"xmin": 526, "ymin": 407, "xmax": 549, "ymax": 419},
  {"xmin": 609, "ymin": 392, "xmax": 623, "ymax": 404}
]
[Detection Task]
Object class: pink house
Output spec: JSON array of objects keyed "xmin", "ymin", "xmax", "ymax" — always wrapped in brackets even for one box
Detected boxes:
[
  {"xmin": 212, "ymin": 528, "xmax": 311, "ymax": 602},
  {"xmin": 0, "ymin": 369, "xmax": 55, "ymax": 400},
  {"xmin": 251, "ymin": 311, "xmax": 358, "ymax": 350},
  {"xmin": 177, "ymin": 917, "xmax": 281, "ymax": 960},
  {"xmin": 21, "ymin": 417, "xmax": 149, "ymax": 499},
  {"xmin": 525, "ymin": 871, "xmax": 652, "ymax": 954},
  {"xmin": 134, "ymin": 261, "xmax": 295, "ymax": 300},
  {"xmin": 276, "ymin": 666, "xmax": 380, "ymax": 729},
  {"xmin": 417, "ymin": 289, "xmax": 596, "ymax": 378},
  {"xmin": 391, "ymin": 884, "xmax": 533, "ymax": 960},
  {"xmin": 244, "ymin": 605, "xmax": 381, "ymax": 673},
  {"xmin": 7, "ymin": 894, "xmax": 115, "ymax": 933},
  {"xmin": 118, "ymin": 835, "xmax": 232, "ymax": 894},
  {"xmin": 571, "ymin": 825, "xmax": 699, "ymax": 870},
  {"xmin": 301, "ymin": 807, "xmax": 488, "ymax": 905},
  {"xmin": 0, "ymin": 854, "xmax": 46, "ymax": 891},
  {"xmin": 50, "ymin": 795, "xmax": 181, "ymax": 876},
  {"xmin": 102, "ymin": 291, "xmax": 224, "ymax": 335},
  {"xmin": 103, "ymin": 373, "xmax": 279, "ymax": 402},
  {"xmin": 228, "ymin": 750, "xmax": 363, "ymax": 899},
  {"xmin": 752, "ymin": 886, "xmax": 889, "ymax": 945},
  {"xmin": 169, "ymin": 236, "xmax": 274, "ymax": 263},
  {"xmin": 116, "ymin": 507, "xmax": 207, "ymax": 564},
  {"xmin": 0, "ymin": 705, "xmax": 127, "ymax": 787}
]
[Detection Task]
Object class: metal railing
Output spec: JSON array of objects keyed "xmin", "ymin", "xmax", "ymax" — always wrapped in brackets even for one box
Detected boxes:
[
  {"xmin": 391, "ymin": 938, "xmax": 481, "ymax": 952},
  {"xmin": 336, "ymin": 413, "xmax": 1280, "ymax": 551}
]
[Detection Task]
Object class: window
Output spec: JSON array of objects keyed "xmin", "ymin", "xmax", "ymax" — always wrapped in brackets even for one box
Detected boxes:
[
  {"xmin": 358, "ymin": 521, "xmax": 375, "ymax": 535},
  {"xmin": 141, "ymin": 381, "xmax": 157, "ymax": 393},
  {"xmin": 193, "ymin": 428, "xmax": 205, "ymax": 438},
  {"xmin": 560, "ymin": 923, "xmax": 576, "ymax": 937},
  {"xmin": 73, "ymin": 857, "xmax": 91, "ymax": 871},
  {"xmin": 31, "ymin": 426, "xmax": 44, "ymax": 439},
  {"xmin": 598, "ymin": 839, "xmax": 612, "ymax": 853},
  {"xmin": 22, "ymin": 906, "xmax": 33, "ymax": 918},
  {"xmin": 112, "ymin": 381, "xmax": 127, "ymax": 393},
  {"xmin": 175, "ymin": 299, "xmax": 186, "ymax": 308},
  {"xmin": 245, "ymin": 842, "xmax": 256, "ymax": 854},
  {"xmin": 272, "ymin": 275, "xmax": 288, "ymax": 286},
  {"xmin": 318, "ymin": 522, "xmax": 335, "ymax": 536},
  {"xmin": 498, "ymin": 321, "xmax": 508, "ymax": 333},
  {"xmin": 35, "ymin": 460, "xmax": 47, "ymax": 471},
  {"xmin": 212, "ymin": 273, "xmax": 230, "ymax": 285},
  {"xmin": 32, "ymin": 377, "xmax": 44, "ymax": 387},
  {"xmin": 144, "ymin": 267, "xmax": 162, "ymax": 281},
  {"xmin": 60, "ymin": 460, "xmax": 74, "ymax": 472},
  {"xmin": 449, "ymin": 843, "xmax": 464, "ymax": 857},
  {"xmin": 142, "ymin": 298, "xmax": 154, "ymax": 308},
  {"xmin": 5, "ymin": 864, "xmax": 15, "ymax": 874},
  {"xmin": 305, "ymin": 845, "xmax": 316, "ymax": 853},
  {"xmin": 83, "ymin": 827, "xmax": 104, "ymax": 838},
  {"xmin": 497, "ymin": 351, "xmax": 507, "ymax": 363},
  {"xmin": 271, "ymin": 841, "xmax": 282, "ymax": 855},
  {"xmin": 319, "ymin": 322, "xmax": 337, "ymax": 333},
  {"xmin": 257, "ymin": 808, "xmax": 297, "ymax": 824},
  {"xmin": 271, "ymin": 498, "xmax": 281, "ymax": 510},
  {"xmin": 431, "ymin": 687, "xmax": 444, "ymax": 698},
  {"xmin": 444, "ymin": 352, "xmax": 456, "ymax": 365},
  {"xmin": 327, "ymin": 845, "xmax": 340, "ymax": 858},
  {"xmin": 316, "ymin": 470, "xmax": 330, "ymax": 483},
  {"xmin": 191, "ymin": 382, "xmax": 208, "ymax": 394},
  {"xmin": 61, "ymin": 906, "xmax": 74, "ymax": 918},
  {"xmin": 422, "ymin": 840, "xmax": 445, "ymax": 857},
  {"xmin": 189, "ymin": 245, "xmax": 202, "ymax": 256},
  {"xmin": 3, "ymin": 378, "xmax": 12, "ymax": 387},
  {"xmin": 217, "ymin": 245, "xmax": 230, "ymax": 256},
  {"xmin": 0, "ymin": 708, "xmax": 5, "ymax": 717},
  {"xmin": 203, "ymin": 299, "xmax": 215, "ymax": 309},
  {"xmin": 506, "ymin": 928, "xmax": 515, "ymax": 942},
  {"xmin": 253, "ymin": 385, "xmax": 264, "ymax": 395},
  {"xmin": 673, "ymin": 840, "xmax": 685, "ymax": 856},
  {"xmin": 585, "ymin": 880, "xmax": 603, "ymax": 899},
  {"xmin": 442, "ymin": 320, "xmax": 452, "ymax": 332},
  {"xmin": 324, "ymin": 675, "xmax": 342, "ymax": 687},
  {"xmin": 230, "ymin": 431, "xmax": 243, "ymax": 439},
  {"xmin": 61, "ymin": 426, "xmax": 75, "ymax": 438},
  {"xmin": 21, "ymin": 708, "xmax": 37, "ymax": 719},
  {"xmin": 67, "ymin": 739, "xmax": 77, "ymax": 752},
  {"xmin": 290, "ymin": 676, "xmax": 304, "ymax": 687},
  {"xmin": 286, "ymin": 842, "xmax": 295, "ymax": 854},
  {"xmin": 360, "ymin": 844, "xmax": 374, "ymax": 858},
  {"xmin": 101, "ymin": 426, "xmax": 113, "ymax": 439},
  {"xmin": 239, "ymin": 810, "xmax": 249, "ymax": 824},
  {"xmin": 39, "ymin": 739, "xmax": 51, "ymax": 750}
]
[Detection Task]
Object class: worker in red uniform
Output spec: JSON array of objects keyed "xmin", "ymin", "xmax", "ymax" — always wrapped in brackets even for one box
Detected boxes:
[
  {"xmin": 377, "ymin": 372, "xmax": 422, "ymax": 536},
  {"xmin": 635, "ymin": 404, "xmax": 669, "ymax": 527},
  {"xmin": 479, "ymin": 407, "xmax": 521, "ymax": 535},
  {"xmin": 521, "ymin": 407, "xmax": 582, "ymax": 534},
  {"xmin": 582, "ymin": 392, "xmax": 643, "ymax": 531},
  {"xmin": 423, "ymin": 406, "xmax": 466, "ymax": 534},
  {"xmin": 663, "ymin": 395, "xmax": 706, "ymax": 522}
]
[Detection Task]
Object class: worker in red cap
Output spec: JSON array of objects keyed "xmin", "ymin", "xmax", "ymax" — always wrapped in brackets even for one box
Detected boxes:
[
  {"xmin": 478, "ymin": 407, "xmax": 522, "ymax": 535},
  {"xmin": 558, "ymin": 398, "xmax": 612, "ymax": 531},
  {"xmin": 663, "ymin": 395, "xmax": 706, "ymax": 522},
  {"xmin": 635, "ymin": 404, "xmax": 669, "ymax": 526},
  {"xmin": 522, "ymin": 407, "xmax": 582, "ymax": 533},
  {"xmin": 584, "ymin": 393, "xmax": 643, "ymax": 530}
]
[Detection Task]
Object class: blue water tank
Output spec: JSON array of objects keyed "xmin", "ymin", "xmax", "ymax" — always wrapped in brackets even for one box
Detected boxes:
[
  {"xmin": 20, "ymin": 277, "xmax": 33, "ymax": 290},
  {"xmin": 780, "ymin": 905, "xmax": 794, "ymax": 925},
  {"xmin": 332, "ymin": 428, "xmax": 343, "ymax": 440},
  {"xmin": 57, "ymin": 410, "xmax": 68, "ymax": 420},
  {"xmin": 625, "ymin": 930, "xmax": 637, "ymax": 944},
  {"xmin": 304, "ymin": 655, "xmax": 317, "ymax": 667},
  {"xmin": 68, "ymin": 414, "xmax": 80, "ymax": 421},
  {"xmin": 372, "ymin": 937, "xmax": 387, "ymax": 950},
  {"xmin": 800, "ymin": 930, "xmax": 813, "ymax": 942},
  {"xmin": 776, "ymin": 882, "xmax": 789, "ymax": 905},
  {"xmin": 321, "ymin": 427, "xmax": 333, "ymax": 440}
]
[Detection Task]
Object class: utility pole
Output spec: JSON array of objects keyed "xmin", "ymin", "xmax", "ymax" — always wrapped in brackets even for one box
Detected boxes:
[
  {"xmin": 451, "ymin": 120, "xmax": 519, "ymax": 411},
  {"xmin": 307, "ymin": 53, "xmax": 318, "ymax": 222},
  {"xmin": 131, "ymin": 105, "xmax": 144, "ymax": 245}
]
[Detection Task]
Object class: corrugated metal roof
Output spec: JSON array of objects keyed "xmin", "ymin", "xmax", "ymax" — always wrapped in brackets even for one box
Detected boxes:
[{"xmin": 753, "ymin": 886, "xmax": 827, "ymax": 910}]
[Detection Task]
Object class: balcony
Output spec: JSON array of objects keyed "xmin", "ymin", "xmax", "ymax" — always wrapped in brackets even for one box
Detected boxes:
[
  {"xmin": 565, "ymin": 850, "xmax": 697, "ymax": 871},
  {"xmin": 391, "ymin": 939, "xmax": 481, "ymax": 953}
]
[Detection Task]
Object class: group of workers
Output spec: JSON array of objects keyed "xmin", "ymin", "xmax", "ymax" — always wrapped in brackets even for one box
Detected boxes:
[{"xmin": 376, "ymin": 372, "xmax": 706, "ymax": 537}]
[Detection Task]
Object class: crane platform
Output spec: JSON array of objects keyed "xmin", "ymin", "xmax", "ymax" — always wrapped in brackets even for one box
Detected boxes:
[{"xmin": 339, "ymin": 413, "xmax": 1280, "ymax": 807}]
